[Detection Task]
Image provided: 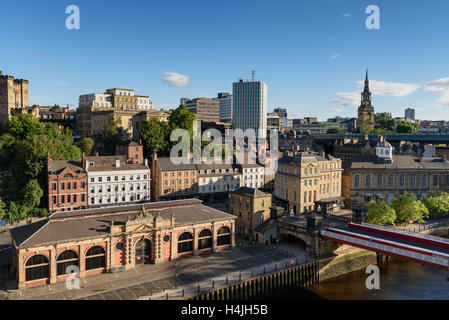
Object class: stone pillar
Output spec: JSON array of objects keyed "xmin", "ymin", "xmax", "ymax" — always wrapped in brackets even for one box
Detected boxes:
[
  {"xmin": 50, "ymin": 247, "xmax": 57, "ymax": 284},
  {"xmin": 17, "ymin": 251, "xmax": 25, "ymax": 289},
  {"xmin": 193, "ymin": 228, "xmax": 199, "ymax": 256},
  {"xmin": 79, "ymin": 244, "xmax": 86, "ymax": 278},
  {"xmin": 125, "ymin": 235, "xmax": 134, "ymax": 270},
  {"xmin": 231, "ymin": 220, "xmax": 236, "ymax": 248},
  {"xmin": 170, "ymin": 230, "xmax": 178, "ymax": 260},
  {"xmin": 306, "ymin": 214, "xmax": 325, "ymax": 258},
  {"xmin": 107, "ymin": 236, "xmax": 113, "ymax": 272},
  {"xmin": 154, "ymin": 231, "xmax": 163, "ymax": 263},
  {"xmin": 212, "ymin": 222, "xmax": 218, "ymax": 252}
]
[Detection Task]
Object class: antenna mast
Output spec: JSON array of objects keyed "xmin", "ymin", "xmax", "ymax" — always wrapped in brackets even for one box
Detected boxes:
[{"xmin": 251, "ymin": 70, "xmax": 256, "ymax": 82}]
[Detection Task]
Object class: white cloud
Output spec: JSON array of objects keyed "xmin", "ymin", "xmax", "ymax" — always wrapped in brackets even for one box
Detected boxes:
[
  {"xmin": 343, "ymin": 13, "xmax": 351, "ymax": 17},
  {"xmin": 424, "ymin": 78, "xmax": 449, "ymax": 107},
  {"xmin": 331, "ymin": 54, "xmax": 339, "ymax": 59},
  {"xmin": 356, "ymin": 80, "xmax": 421, "ymax": 97},
  {"xmin": 163, "ymin": 72, "xmax": 190, "ymax": 87},
  {"xmin": 331, "ymin": 79, "xmax": 421, "ymax": 107},
  {"xmin": 328, "ymin": 107, "xmax": 343, "ymax": 113},
  {"xmin": 330, "ymin": 91, "xmax": 360, "ymax": 107}
]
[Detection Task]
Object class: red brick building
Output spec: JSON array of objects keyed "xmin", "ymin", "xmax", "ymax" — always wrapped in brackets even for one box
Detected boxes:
[
  {"xmin": 116, "ymin": 140, "xmax": 144, "ymax": 165},
  {"xmin": 47, "ymin": 156, "xmax": 88, "ymax": 212},
  {"xmin": 10, "ymin": 199, "xmax": 235, "ymax": 289}
]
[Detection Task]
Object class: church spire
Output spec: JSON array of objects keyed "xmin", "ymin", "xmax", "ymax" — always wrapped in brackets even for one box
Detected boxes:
[{"xmin": 364, "ymin": 69, "xmax": 369, "ymax": 90}]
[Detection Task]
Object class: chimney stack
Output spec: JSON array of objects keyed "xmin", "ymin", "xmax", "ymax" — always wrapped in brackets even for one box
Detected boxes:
[{"xmin": 115, "ymin": 159, "xmax": 121, "ymax": 168}]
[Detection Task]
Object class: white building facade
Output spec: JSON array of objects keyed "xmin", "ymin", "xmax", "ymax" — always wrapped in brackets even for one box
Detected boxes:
[
  {"xmin": 86, "ymin": 156, "xmax": 151, "ymax": 208},
  {"xmin": 232, "ymin": 80, "xmax": 267, "ymax": 137}
]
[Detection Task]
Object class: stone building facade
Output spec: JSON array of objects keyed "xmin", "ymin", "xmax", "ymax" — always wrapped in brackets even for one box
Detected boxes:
[
  {"xmin": 9, "ymin": 199, "xmax": 235, "ymax": 289},
  {"xmin": 0, "ymin": 71, "xmax": 29, "ymax": 122},
  {"xmin": 229, "ymin": 187, "xmax": 272, "ymax": 238},
  {"xmin": 151, "ymin": 154, "xmax": 199, "ymax": 202},
  {"xmin": 274, "ymin": 151, "xmax": 343, "ymax": 214},
  {"xmin": 343, "ymin": 138, "xmax": 449, "ymax": 208}
]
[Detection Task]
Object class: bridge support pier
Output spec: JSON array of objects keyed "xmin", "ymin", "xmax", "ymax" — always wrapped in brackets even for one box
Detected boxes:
[{"xmin": 306, "ymin": 215, "xmax": 330, "ymax": 258}]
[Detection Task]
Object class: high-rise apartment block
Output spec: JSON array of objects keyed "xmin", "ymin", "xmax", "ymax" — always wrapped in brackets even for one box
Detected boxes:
[
  {"xmin": 182, "ymin": 98, "xmax": 220, "ymax": 122},
  {"xmin": 405, "ymin": 108, "xmax": 416, "ymax": 120},
  {"xmin": 214, "ymin": 92, "xmax": 233, "ymax": 123},
  {"xmin": 232, "ymin": 79, "xmax": 267, "ymax": 137}
]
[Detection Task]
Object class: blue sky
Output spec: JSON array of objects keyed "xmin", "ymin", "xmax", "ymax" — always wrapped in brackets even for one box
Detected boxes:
[{"xmin": 1, "ymin": 0, "xmax": 449, "ymax": 120}]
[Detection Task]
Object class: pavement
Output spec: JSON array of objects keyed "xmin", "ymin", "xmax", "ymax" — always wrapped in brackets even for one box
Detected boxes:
[{"xmin": 3, "ymin": 243, "xmax": 303, "ymax": 300}]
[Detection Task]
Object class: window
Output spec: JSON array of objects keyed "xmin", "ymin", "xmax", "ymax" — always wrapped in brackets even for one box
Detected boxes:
[
  {"xmin": 52, "ymin": 183, "xmax": 56, "ymax": 190},
  {"xmin": 355, "ymin": 175, "xmax": 359, "ymax": 187},
  {"xmin": 61, "ymin": 183, "xmax": 65, "ymax": 190},
  {"xmin": 400, "ymin": 175, "xmax": 405, "ymax": 187},
  {"xmin": 178, "ymin": 232, "xmax": 193, "ymax": 253},
  {"xmin": 434, "ymin": 175, "xmax": 438, "ymax": 187},
  {"xmin": 365, "ymin": 175, "xmax": 371, "ymax": 187},
  {"xmin": 85, "ymin": 246, "xmax": 106, "ymax": 270},
  {"xmin": 217, "ymin": 227, "xmax": 231, "ymax": 246},
  {"xmin": 377, "ymin": 175, "xmax": 382, "ymax": 187},
  {"xmin": 411, "ymin": 175, "xmax": 416, "ymax": 187},
  {"xmin": 422, "ymin": 175, "xmax": 427, "ymax": 187},
  {"xmin": 445, "ymin": 175, "xmax": 449, "ymax": 187},
  {"xmin": 389, "ymin": 175, "xmax": 394, "ymax": 187},
  {"xmin": 57, "ymin": 250, "xmax": 79, "ymax": 276},
  {"xmin": 198, "ymin": 229, "xmax": 212, "ymax": 249},
  {"xmin": 25, "ymin": 255, "xmax": 49, "ymax": 282},
  {"xmin": 72, "ymin": 182, "xmax": 77, "ymax": 189}
]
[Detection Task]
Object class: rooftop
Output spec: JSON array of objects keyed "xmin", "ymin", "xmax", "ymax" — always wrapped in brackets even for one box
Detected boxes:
[{"xmin": 10, "ymin": 199, "xmax": 235, "ymax": 247}]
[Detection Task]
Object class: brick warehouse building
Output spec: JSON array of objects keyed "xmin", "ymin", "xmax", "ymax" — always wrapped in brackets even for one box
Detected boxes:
[
  {"xmin": 9, "ymin": 199, "xmax": 235, "ymax": 289},
  {"xmin": 47, "ymin": 157, "xmax": 88, "ymax": 212}
]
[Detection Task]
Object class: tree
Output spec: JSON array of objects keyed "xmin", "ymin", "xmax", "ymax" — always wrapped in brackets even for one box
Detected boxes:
[
  {"xmin": 354, "ymin": 124, "xmax": 375, "ymax": 134},
  {"xmin": 140, "ymin": 118, "xmax": 171, "ymax": 160},
  {"xmin": 375, "ymin": 113, "xmax": 395, "ymax": 132},
  {"xmin": 102, "ymin": 114, "xmax": 124, "ymax": 155},
  {"xmin": 391, "ymin": 192, "xmax": 428, "ymax": 223},
  {"xmin": 365, "ymin": 200, "xmax": 396, "ymax": 226},
  {"xmin": 4, "ymin": 114, "xmax": 45, "ymax": 139},
  {"xmin": 23, "ymin": 179, "xmax": 44, "ymax": 209},
  {"xmin": 76, "ymin": 137, "xmax": 94, "ymax": 155},
  {"xmin": 0, "ymin": 198, "xmax": 6, "ymax": 221},
  {"xmin": 395, "ymin": 120, "xmax": 419, "ymax": 133},
  {"xmin": 422, "ymin": 191, "xmax": 449, "ymax": 218},
  {"xmin": 327, "ymin": 128, "xmax": 346, "ymax": 134}
]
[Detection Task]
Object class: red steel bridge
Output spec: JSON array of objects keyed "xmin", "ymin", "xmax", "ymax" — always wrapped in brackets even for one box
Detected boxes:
[{"xmin": 321, "ymin": 222, "xmax": 449, "ymax": 270}]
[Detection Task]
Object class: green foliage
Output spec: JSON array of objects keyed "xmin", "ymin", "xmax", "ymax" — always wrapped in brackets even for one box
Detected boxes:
[
  {"xmin": 102, "ymin": 114, "xmax": 124, "ymax": 155},
  {"xmin": 327, "ymin": 128, "xmax": 346, "ymax": 134},
  {"xmin": 374, "ymin": 113, "xmax": 395, "ymax": 132},
  {"xmin": 23, "ymin": 179, "xmax": 44, "ymax": 209},
  {"xmin": 395, "ymin": 120, "xmax": 420, "ymax": 133},
  {"xmin": 0, "ymin": 198, "xmax": 6, "ymax": 221},
  {"xmin": 140, "ymin": 118, "xmax": 171, "ymax": 160},
  {"xmin": 141, "ymin": 105, "xmax": 197, "ymax": 160},
  {"xmin": 422, "ymin": 191, "xmax": 449, "ymax": 218},
  {"xmin": 76, "ymin": 137, "xmax": 94, "ymax": 156},
  {"xmin": 365, "ymin": 200, "xmax": 396, "ymax": 226},
  {"xmin": 0, "ymin": 114, "xmax": 81, "ymax": 221},
  {"xmin": 391, "ymin": 192, "xmax": 428, "ymax": 223}
]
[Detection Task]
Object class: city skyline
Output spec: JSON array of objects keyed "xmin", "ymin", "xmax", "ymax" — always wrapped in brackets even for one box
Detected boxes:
[{"xmin": 2, "ymin": 0, "xmax": 449, "ymax": 121}]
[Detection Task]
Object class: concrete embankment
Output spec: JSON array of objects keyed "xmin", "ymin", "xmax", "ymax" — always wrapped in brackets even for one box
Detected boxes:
[{"xmin": 318, "ymin": 248, "xmax": 377, "ymax": 282}]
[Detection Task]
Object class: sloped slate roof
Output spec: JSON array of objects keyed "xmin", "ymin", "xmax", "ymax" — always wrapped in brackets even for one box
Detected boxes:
[{"xmin": 10, "ymin": 199, "xmax": 234, "ymax": 248}]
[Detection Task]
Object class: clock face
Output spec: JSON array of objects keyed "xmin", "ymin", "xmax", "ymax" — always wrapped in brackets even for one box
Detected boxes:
[{"xmin": 385, "ymin": 149, "xmax": 390, "ymax": 155}]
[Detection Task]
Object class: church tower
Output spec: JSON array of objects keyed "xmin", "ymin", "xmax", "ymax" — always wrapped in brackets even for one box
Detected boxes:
[{"xmin": 356, "ymin": 70, "xmax": 375, "ymax": 129}]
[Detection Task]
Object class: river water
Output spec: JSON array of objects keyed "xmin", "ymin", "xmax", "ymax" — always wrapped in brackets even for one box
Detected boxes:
[{"xmin": 293, "ymin": 259, "xmax": 449, "ymax": 300}]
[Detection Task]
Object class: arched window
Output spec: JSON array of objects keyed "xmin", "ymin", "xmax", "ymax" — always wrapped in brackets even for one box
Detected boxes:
[
  {"xmin": 57, "ymin": 250, "xmax": 79, "ymax": 275},
  {"xmin": 178, "ymin": 232, "xmax": 193, "ymax": 253},
  {"xmin": 64, "ymin": 173, "xmax": 73, "ymax": 178},
  {"xmin": 217, "ymin": 227, "xmax": 231, "ymax": 246},
  {"xmin": 198, "ymin": 229, "xmax": 212, "ymax": 249},
  {"xmin": 85, "ymin": 246, "xmax": 105, "ymax": 270},
  {"xmin": 25, "ymin": 255, "xmax": 49, "ymax": 282}
]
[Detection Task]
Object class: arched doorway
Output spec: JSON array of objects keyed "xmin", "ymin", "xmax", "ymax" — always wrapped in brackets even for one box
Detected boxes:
[{"xmin": 135, "ymin": 239, "xmax": 152, "ymax": 265}]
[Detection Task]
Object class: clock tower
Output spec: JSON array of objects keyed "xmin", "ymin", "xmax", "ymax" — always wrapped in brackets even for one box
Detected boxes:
[
  {"xmin": 356, "ymin": 70, "xmax": 375, "ymax": 129},
  {"xmin": 376, "ymin": 136, "xmax": 393, "ymax": 163}
]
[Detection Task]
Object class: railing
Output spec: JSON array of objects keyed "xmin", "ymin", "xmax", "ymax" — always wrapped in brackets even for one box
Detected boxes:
[
  {"xmin": 359, "ymin": 221, "xmax": 449, "ymax": 244},
  {"xmin": 148, "ymin": 255, "xmax": 309, "ymax": 300},
  {"xmin": 321, "ymin": 229, "xmax": 449, "ymax": 268}
]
